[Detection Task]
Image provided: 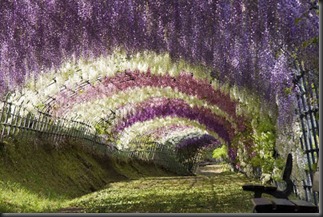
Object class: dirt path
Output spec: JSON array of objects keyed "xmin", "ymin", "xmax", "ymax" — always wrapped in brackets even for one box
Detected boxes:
[
  {"xmin": 56, "ymin": 165, "xmax": 255, "ymax": 213},
  {"xmin": 195, "ymin": 164, "xmax": 228, "ymax": 176}
]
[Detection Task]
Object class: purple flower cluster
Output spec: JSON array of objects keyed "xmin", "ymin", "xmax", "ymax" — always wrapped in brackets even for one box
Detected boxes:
[
  {"xmin": 115, "ymin": 97, "xmax": 234, "ymax": 143},
  {"xmin": 0, "ymin": 0, "xmax": 318, "ymax": 167},
  {"xmin": 150, "ymin": 124, "xmax": 200, "ymax": 140},
  {"xmin": 0, "ymin": 0, "xmax": 318, "ymax": 102},
  {"xmin": 175, "ymin": 134, "xmax": 220, "ymax": 151},
  {"xmin": 54, "ymin": 70, "xmax": 240, "ymax": 120}
]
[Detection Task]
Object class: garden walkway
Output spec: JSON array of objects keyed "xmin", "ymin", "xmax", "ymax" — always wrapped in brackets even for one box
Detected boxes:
[{"xmin": 58, "ymin": 163, "xmax": 257, "ymax": 213}]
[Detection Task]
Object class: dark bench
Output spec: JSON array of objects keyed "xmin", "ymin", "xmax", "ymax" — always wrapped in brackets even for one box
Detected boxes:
[
  {"xmin": 252, "ymin": 198, "xmax": 318, "ymax": 213},
  {"xmin": 242, "ymin": 153, "xmax": 319, "ymax": 213},
  {"xmin": 242, "ymin": 153, "xmax": 294, "ymax": 199}
]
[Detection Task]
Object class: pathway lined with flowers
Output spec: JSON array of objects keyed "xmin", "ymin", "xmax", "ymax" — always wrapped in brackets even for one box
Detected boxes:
[{"xmin": 57, "ymin": 165, "xmax": 259, "ymax": 213}]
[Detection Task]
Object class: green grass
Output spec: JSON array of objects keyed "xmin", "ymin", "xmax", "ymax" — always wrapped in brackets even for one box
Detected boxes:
[
  {"xmin": 1, "ymin": 133, "xmax": 263, "ymax": 213},
  {"xmin": 64, "ymin": 171, "xmax": 259, "ymax": 213},
  {"xmin": 0, "ymin": 180, "xmax": 65, "ymax": 212},
  {"xmin": 0, "ymin": 133, "xmax": 173, "ymax": 213}
]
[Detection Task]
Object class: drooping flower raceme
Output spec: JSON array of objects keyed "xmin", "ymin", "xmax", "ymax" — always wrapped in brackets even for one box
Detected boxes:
[{"xmin": 0, "ymin": 1, "xmax": 318, "ymax": 172}]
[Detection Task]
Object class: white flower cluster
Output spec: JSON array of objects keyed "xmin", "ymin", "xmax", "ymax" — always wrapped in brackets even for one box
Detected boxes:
[
  {"xmin": 4, "ymin": 49, "xmax": 264, "ymax": 154},
  {"xmin": 7, "ymin": 49, "xmax": 238, "ymax": 116},
  {"xmin": 117, "ymin": 116, "xmax": 224, "ymax": 150},
  {"xmin": 159, "ymin": 127, "xmax": 209, "ymax": 145},
  {"xmin": 65, "ymin": 86, "xmax": 237, "ymax": 129}
]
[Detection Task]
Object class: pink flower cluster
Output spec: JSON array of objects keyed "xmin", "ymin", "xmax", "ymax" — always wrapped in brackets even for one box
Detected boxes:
[
  {"xmin": 114, "ymin": 97, "xmax": 234, "ymax": 143},
  {"xmin": 54, "ymin": 70, "xmax": 242, "ymax": 121}
]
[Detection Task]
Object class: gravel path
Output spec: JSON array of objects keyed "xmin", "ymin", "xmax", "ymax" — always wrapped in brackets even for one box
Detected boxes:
[{"xmin": 195, "ymin": 164, "xmax": 228, "ymax": 176}]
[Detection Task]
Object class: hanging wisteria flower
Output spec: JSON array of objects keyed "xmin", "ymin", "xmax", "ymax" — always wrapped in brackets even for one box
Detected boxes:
[{"xmin": 0, "ymin": 1, "xmax": 318, "ymax": 176}]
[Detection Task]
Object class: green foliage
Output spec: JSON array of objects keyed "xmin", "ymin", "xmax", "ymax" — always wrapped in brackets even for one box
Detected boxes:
[
  {"xmin": 315, "ymin": 111, "xmax": 319, "ymax": 121},
  {"xmin": 303, "ymin": 37, "xmax": 318, "ymax": 47},
  {"xmin": 250, "ymin": 156, "xmax": 262, "ymax": 168},
  {"xmin": 197, "ymin": 147, "xmax": 216, "ymax": 162},
  {"xmin": 304, "ymin": 162, "xmax": 317, "ymax": 172},
  {"xmin": 94, "ymin": 123, "xmax": 106, "ymax": 135},
  {"xmin": 231, "ymin": 94, "xmax": 279, "ymax": 179},
  {"xmin": 212, "ymin": 145, "xmax": 228, "ymax": 160},
  {"xmin": 252, "ymin": 131, "xmax": 276, "ymax": 173},
  {"xmin": 284, "ymin": 87, "xmax": 293, "ymax": 95}
]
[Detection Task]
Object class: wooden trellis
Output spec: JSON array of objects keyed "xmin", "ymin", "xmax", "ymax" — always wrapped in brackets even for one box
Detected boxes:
[
  {"xmin": 0, "ymin": 100, "xmax": 189, "ymax": 174},
  {"xmin": 0, "ymin": 100, "xmax": 113, "ymax": 150},
  {"xmin": 292, "ymin": 63, "xmax": 319, "ymax": 205}
]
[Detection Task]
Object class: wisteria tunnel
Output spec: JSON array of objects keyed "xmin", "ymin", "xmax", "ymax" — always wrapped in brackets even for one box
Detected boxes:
[{"xmin": 0, "ymin": 0, "xmax": 320, "ymax": 212}]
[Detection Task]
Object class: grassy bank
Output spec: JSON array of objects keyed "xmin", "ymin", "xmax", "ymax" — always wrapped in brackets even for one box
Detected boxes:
[
  {"xmin": 1, "ymin": 133, "xmax": 267, "ymax": 213},
  {"xmin": 0, "ymin": 134, "xmax": 174, "ymax": 213}
]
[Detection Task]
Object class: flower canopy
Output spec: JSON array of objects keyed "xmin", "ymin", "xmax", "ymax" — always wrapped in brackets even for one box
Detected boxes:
[{"xmin": 0, "ymin": 1, "xmax": 319, "ymax": 168}]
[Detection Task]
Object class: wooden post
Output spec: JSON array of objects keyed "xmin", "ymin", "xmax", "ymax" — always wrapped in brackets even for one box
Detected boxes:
[{"xmin": 0, "ymin": 101, "xmax": 6, "ymax": 141}]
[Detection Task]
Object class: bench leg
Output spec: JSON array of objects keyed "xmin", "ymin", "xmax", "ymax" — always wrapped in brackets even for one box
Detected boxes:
[{"xmin": 254, "ymin": 192, "xmax": 262, "ymax": 198}]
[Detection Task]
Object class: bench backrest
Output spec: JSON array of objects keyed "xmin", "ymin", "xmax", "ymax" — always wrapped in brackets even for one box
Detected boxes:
[
  {"xmin": 282, "ymin": 153, "xmax": 292, "ymax": 181},
  {"xmin": 281, "ymin": 153, "xmax": 293, "ymax": 197}
]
